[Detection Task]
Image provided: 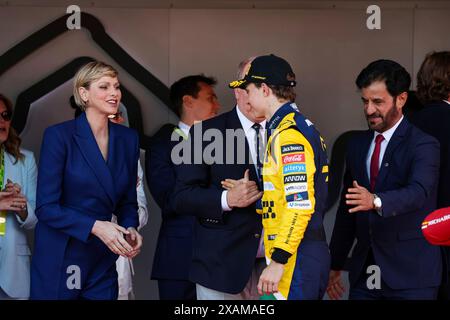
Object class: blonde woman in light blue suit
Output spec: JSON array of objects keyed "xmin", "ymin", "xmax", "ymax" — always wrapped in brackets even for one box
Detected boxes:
[{"xmin": 0, "ymin": 94, "xmax": 37, "ymax": 300}]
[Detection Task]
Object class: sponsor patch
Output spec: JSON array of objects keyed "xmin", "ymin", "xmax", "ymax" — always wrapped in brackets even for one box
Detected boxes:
[
  {"xmin": 262, "ymin": 200, "xmax": 276, "ymax": 219},
  {"xmin": 284, "ymin": 183, "xmax": 308, "ymax": 194},
  {"xmin": 283, "ymin": 174, "xmax": 307, "ymax": 184},
  {"xmin": 263, "ymin": 182, "xmax": 275, "ymax": 191},
  {"xmin": 286, "ymin": 192, "xmax": 309, "ymax": 202},
  {"xmin": 290, "ymin": 103, "xmax": 299, "ymax": 112},
  {"xmin": 281, "ymin": 144, "xmax": 304, "ymax": 154},
  {"xmin": 421, "ymin": 214, "xmax": 450, "ymax": 229},
  {"xmin": 283, "ymin": 164, "xmax": 306, "ymax": 174},
  {"xmin": 287, "ymin": 200, "xmax": 312, "ymax": 209},
  {"xmin": 282, "ymin": 153, "xmax": 305, "ymax": 164}
]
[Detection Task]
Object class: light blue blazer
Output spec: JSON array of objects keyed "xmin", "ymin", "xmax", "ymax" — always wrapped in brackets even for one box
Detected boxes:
[{"xmin": 0, "ymin": 149, "xmax": 37, "ymax": 299}]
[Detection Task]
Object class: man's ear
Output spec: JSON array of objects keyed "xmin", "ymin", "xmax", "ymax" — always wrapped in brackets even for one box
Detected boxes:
[
  {"xmin": 396, "ymin": 91, "xmax": 408, "ymax": 110},
  {"xmin": 182, "ymin": 95, "xmax": 193, "ymax": 110},
  {"xmin": 261, "ymin": 83, "xmax": 271, "ymax": 97},
  {"xmin": 233, "ymin": 88, "xmax": 241, "ymax": 100}
]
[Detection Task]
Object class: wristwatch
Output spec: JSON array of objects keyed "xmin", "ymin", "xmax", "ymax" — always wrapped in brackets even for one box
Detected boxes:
[{"xmin": 373, "ymin": 194, "xmax": 382, "ymax": 216}]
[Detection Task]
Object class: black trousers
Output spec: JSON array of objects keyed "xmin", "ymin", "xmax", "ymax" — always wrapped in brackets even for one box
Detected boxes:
[{"xmin": 158, "ymin": 279, "xmax": 196, "ymax": 300}]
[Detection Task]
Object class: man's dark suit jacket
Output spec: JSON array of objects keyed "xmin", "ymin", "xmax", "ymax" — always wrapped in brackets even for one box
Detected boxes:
[
  {"xmin": 146, "ymin": 124, "xmax": 195, "ymax": 281},
  {"xmin": 411, "ymin": 100, "xmax": 450, "ymax": 208},
  {"xmin": 411, "ymin": 100, "xmax": 450, "ymax": 296},
  {"xmin": 330, "ymin": 118, "xmax": 442, "ymax": 290},
  {"xmin": 173, "ymin": 107, "xmax": 262, "ymax": 294}
]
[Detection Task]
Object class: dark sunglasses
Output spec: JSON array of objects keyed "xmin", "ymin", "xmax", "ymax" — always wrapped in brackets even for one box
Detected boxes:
[{"xmin": 0, "ymin": 111, "xmax": 12, "ymax": 121}]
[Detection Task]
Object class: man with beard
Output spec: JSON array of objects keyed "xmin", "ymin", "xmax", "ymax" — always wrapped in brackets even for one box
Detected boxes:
[{"xmin": 327, "ymin": 59, "xmax": 442, "ymax": 300}]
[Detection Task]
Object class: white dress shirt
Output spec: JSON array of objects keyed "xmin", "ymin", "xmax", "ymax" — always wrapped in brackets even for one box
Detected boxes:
[
  {"xmin": 221, "ymin": 106, "xmax": 266, "ymax": 211},
  {"xmin": 178, "ymin": 121, "xmax": 191, "ymax": 138}
]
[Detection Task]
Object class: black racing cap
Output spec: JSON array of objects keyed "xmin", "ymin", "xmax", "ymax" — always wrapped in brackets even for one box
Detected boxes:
[{"xmin": 229, "ymin": 54, "xmax": 296, "ymax": 89}]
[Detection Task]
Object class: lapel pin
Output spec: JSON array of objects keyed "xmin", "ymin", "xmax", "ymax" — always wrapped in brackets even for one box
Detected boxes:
[{"xmin": 384, "ymin": 163, "xmax": 389, "ymax": 167}]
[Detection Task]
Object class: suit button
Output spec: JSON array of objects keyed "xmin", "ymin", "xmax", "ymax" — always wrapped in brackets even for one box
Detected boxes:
[{"xmin": 254, "ymin": 234, "xmax": 261, "ymax": 238}]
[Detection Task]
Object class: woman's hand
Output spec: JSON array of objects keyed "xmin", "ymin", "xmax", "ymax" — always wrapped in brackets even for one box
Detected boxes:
[
  {"xmin": 4, "ymin": 179, "xmax": 21, "ymax": 194},
  {"xmin": 125, "ymin": 227, "xmax": 143, "ymax": 258},
  {"xmin": 0, "ymin": 192, "xmax": 27, "ymax": 212},
  {"xmin": 0, "ymin": 191, "xmax": 13, "ymax": 201},
  {"xmin": 91, "ymin": 220, "xmax": 134, "ymax": 257}
]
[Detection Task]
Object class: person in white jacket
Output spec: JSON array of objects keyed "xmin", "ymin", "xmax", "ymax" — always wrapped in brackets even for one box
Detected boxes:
[
  {"xmin": 109, "ymin": 104, "xmax": 148, "ymax": 299},
  {"xmin": 0, "ymin": 94, "xmax": 37, "ymax": 300}
]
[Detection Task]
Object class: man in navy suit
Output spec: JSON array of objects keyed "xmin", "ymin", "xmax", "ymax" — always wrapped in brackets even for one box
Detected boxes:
[
  {"xmin": 413, "ymin": 51, "xmax": 450, "ymax": 299},
  {"xmin": 173, "ymin": 57, "xmax": 267, "ymax": 299},
  {"xmin": 146, "ymin": 75, "xmax": 220, "ymax": 300},
  {"xmin": 327, "ymin": 59, "xmax": 442, "ymax": 300}
]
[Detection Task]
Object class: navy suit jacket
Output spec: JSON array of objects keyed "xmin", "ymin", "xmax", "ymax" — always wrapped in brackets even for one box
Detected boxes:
[
  {"xmin": 330, "ymin": 118, "xmax": 442, "ymax": 290},
  {"xmin": 411, "ymin": 100, "xmax": 450, "ymax": 278},
  {"xmin": 146, "ymin": 123, "xmax": 195, "ymax": 280},
  {"xmin": 173, "ymin": 108, "xmax": 262, "ymax": 294},
  {"xmin": 411, "ymin": 101, "xmax": 450, "ymax": 208},
  {"xmin": 31, "ymin": 113, "xmax": 139, "ymax": 299}
]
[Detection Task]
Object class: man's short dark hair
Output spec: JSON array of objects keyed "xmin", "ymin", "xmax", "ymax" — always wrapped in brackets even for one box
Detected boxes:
[
  {"xmin": 417, "ymin": 51, "xmax": 450, "ymax": 104},
  {"xmin": 356, "ymin": 59, "xmax": 411, "ymax": 97},
  {"xmin": 170, "ymin": 75, "xmax": 217, "ymax": 117}
]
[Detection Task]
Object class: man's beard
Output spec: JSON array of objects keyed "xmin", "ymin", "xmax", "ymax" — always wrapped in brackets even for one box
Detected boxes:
[{"xmin": 366, "ymin": 99, "xmax": 400, "ymax": 132}]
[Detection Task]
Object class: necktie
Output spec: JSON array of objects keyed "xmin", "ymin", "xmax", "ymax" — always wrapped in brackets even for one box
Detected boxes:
[
  {"xmin": 370, "ymin": 134, "xmax": 385, "ymax": 192},
  {"xmin": 252, "ymin": 123, "xmax": 265, "ymax": 258},
  {"xmin": 252, "ymin": 123, "xmax": 263, "ymax": 187}
]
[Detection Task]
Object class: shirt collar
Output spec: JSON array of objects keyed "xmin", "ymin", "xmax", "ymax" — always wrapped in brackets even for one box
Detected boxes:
[
  {"xmin": 374, "ymin": 115, "xmax": 404, "ymax": 143},
  {"xmin": 444, "ymin": 99, "xmax": 450, "ymax": 105},
  {"xmin": 236, "ymin": 105, "xmax": 266, "ymax": 132},
  {"xmin": 178, "ymin": 121, "xmax": 191, "ymax": 136}
]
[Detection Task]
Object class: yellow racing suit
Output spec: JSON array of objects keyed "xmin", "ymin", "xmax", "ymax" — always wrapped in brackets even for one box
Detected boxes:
[{"xmin": 259, "ymin": 102, "xmax": 330, "ymax": 300}]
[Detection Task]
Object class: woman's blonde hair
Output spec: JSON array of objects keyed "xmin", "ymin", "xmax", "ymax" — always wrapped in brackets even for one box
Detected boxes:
[
  {"xmin": 0, "ymin": 94, "xmax": 24, "ymax": 163},
  {"xmin": 73, "ymin": 61, "xmax": 118, "ymax": 110}
]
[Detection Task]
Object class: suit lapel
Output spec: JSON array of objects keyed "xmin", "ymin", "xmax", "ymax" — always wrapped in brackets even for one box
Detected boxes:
[
  {"xmin": 107, "ymin": 121, "xmax": 119, "ymax": 167},
  {"xmin": 73, "ymin": 113, "xmax": 115, "ymax": 205},
  {"xmin": 375, "ymin": 119, "xmax": 409, "ymax": 191},
  {"xmin": 107, "ymin": 122, "xmax": 121, "ymax": 200},
  {"xmin": 3, "ymin": 152, "xmax": 16, "ymax": 186},
  {"xmin": 357, "ymin": 130, "xmax": 373, "ymax": 188}
]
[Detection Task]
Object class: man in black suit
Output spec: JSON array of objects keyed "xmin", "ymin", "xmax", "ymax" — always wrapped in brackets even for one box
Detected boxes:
[
  {"xmin": 173, "ymin": 57, "xmax": 268, "ymax": 299},
  {"xmin": 146, "ymin": 75, "xmax": 220, "ymax": 300},
  {"xmin": 327, "ymin": 59, "xmax": 442, "ymax": 300},
  {"xmin": 413, "ymin": 51, "xmax": 450, "ymax": 299}
]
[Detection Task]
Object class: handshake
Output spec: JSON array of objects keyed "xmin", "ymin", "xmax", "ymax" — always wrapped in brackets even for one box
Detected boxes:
[{"xmin": 221, "ymin": 169, "xmax": 263, "ymax": 208}]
